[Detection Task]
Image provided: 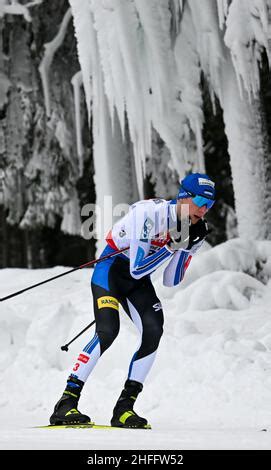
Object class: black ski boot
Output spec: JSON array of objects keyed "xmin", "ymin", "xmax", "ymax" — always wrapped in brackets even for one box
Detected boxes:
[
  {"xmin": 111, "ymin": 379, "xmax": 150, "ymax": 428},
  {"xmin": 50, "ymin": 376, "xmax": 91, "ymax": 425}
]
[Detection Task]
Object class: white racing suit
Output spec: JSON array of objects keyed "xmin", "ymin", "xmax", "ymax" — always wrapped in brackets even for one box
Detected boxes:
[{"xmin": 69, "ymin": 198, "xmax": 203, "ymax": 385}]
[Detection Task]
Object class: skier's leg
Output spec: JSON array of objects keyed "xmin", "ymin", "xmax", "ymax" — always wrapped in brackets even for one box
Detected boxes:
[
  {"xmin": 50, "ymin": 252, "xmax": 120, "ymax": 425},
  {"xmin": 111, "ymin": 281, "xmax": 163, "ymax": 428},
  {"xmin": 50, "ymin": 285, "xmax": 120, "ymax": 425},
  {"xmin": 124, "ymin": 292, "xmax": 164, "ymax": 384},
  {"xmin": 67, "ymin": 283, "xmax": 120, "ymax": 383}
]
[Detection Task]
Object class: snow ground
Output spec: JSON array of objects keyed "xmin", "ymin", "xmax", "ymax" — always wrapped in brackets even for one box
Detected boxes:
[
  {"xmin": 1, "ymin": 417, "xmax": 271, "ymax": 450},
  {"xmin": 1, "ymin": 238, "xmax": 271, "ymax": 450}
]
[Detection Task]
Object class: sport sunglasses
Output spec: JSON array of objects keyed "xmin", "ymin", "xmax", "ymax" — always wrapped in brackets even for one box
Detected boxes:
[
  {"xmin": 181, "ymin": 186, "xmax": 215, "ymax": 209},
  {"xmin": 192, "ymin": 195, "xmax": 215, "ymax": 209}
]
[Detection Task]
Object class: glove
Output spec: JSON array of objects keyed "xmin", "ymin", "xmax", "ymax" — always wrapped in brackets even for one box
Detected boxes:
[
  {"xmin": 186, "ymin": 218, "xmax": 209, "ymax": 250},
  {"xmin": 167, "ymin": 218, "xmax": 184, "ymax": 252},
  {"xmin": 167, "ymin": 218, "xmax": 209, "ymax": 252}
]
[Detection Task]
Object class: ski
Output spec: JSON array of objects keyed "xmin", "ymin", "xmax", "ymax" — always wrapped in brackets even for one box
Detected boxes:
[{"xmin": 34, "ymin": 423, "xmax": 151, "ymax": 430}]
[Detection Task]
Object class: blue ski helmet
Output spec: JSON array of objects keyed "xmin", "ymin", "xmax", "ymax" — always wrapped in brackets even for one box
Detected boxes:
[{"xmin": 177, "ymin": 173, "xmax": 215, "ymax": 200}]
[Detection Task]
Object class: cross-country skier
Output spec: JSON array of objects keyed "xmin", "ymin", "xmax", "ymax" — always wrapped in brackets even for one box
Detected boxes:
[{"xmin": 50, "ymin": 173, "xmax": 216, "ymax": 428}]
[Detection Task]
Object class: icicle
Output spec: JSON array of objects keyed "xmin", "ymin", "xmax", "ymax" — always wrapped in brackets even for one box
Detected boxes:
[
  {"xmin": 91, "ymin": 0, "xmax": 128, "ymax": 138},
  {"xmin": 69, "ymin": 0, "xmax": 94, "ymax": 122},
  {"xmin": 39, "ymin": 8, "xmax": 72, "ymax": 117},
  {"xmin": 71, "ymin": 71, "xmax": 85, "ymax": 177},
  {"xmin": 0, "ymin": 0, "xmax": 6, "ymax": 17},
  {"xmin": 172, "ymin": 3, "xmax": 205, "ymax": 172},
  {"xmin": 134, "ymin": 0, "xmax": 173, "ymax": 115},
  {"xmin": 24, "ymin": 1, "xmax": 44, "ymax": 7},
  {"xmin": 188, "ymin": 0, "xmax": 226, "ymax": 95},
  {"xmin": 92, "ymin": 0, "xmax": 156, "ymax": 192},
  {"xmin": 61, "ymin": 192, "xmax": 82, "ymax": 235},
  {"xmin": 194, "ymin": 121, "xmax": 205, "ymax": 173},
  {"xmin": 250, "ymin": 0, "xmax": 271, "ymax": 64},
  {"xmin": 216, "ymin": 0, "xmax": 230, "ymax": 29},
  {"xmin": 0, "ymin": 0, "xmax": 43, "ymax": 21},
  {"xmin": 0, "ymin": 71, "xmax": 11, "ymax": 109},
  {"xmin": 224, "ymin": 0, "xmax": 271, "ymax": 101},
  {"xmin": 169, "ymin": 0, "xmax": 182, "ymax": 39},
  {"xmin": 220, "ymin": 61, "xmax": 267, "ymax": 240},
  {"xmin": 0, "ymin": 1, "xmax": 32, "ymax": 21}
]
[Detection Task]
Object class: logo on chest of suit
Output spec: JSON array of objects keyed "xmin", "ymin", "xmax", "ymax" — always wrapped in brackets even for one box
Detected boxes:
[
  {"xmin": 140, "ymin": 217, "xmax": 154, "ymax": 242},
  {"xmin": 153, "ymin": 302, "xmax": 162, "ymax": 312},
  {"xmin": 119, "ymin": 229, "xmax": 126, "ymax": 238}
]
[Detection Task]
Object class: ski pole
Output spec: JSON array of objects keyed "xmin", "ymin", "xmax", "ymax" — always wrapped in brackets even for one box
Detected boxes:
[
  {"xmin": 0, "ymin": 247, "xmax": 128, "ymax": 302},
  {"xmin": 60, "ymin": 319, "xmax": 96, "ymax": 352}
]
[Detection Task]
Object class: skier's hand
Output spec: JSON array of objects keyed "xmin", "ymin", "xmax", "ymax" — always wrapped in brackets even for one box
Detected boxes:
[
  {"xmin": 167, "ymin": 219, "xmax": 185, "ymax": 252},
  {"xmin": 186, "ymin": 218, "xmax": 209, "ymax": 250},
  {"xmin": 167, "ymin": 218, "xmax": 209, "ymax": 252}
]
